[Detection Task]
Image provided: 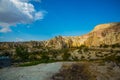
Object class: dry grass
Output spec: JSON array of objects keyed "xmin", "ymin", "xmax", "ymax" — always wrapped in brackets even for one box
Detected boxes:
[{"xmin": 51, "ymin": 62, "xmax": 96, "ymax": 80}]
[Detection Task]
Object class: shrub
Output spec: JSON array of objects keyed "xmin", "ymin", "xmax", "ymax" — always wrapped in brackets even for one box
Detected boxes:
[
  {"xmin": 78, "ymin": 45, "xmax": 89, "ymax": 52},
  {"xmin": 104, "ymin": 54, "xmax": 120, "ymax": 63},
  {"xmin": 62, "ymin": 49, "xmax": 71, "ymax": 61},
  {"xmin": 40, "ymin": 52, "xmax": 50, "ymax": 63},
  {"xmin": 81, "ymin": 56, "xmax": 85, "ymax": 60},
  {"xmin": 72, "ymin": 56, "xmax": 79, "ymax": 61},
  {"xmin": 62, "ymin": 52, "xmax": 71, "ymax": 61},
  {"xmin": 51, "ymin": 63, "xmax": 95, "ymax": 80},
  {"xmin": 15, "ymin": 46, "xmax": 29, "ymax": 62}
]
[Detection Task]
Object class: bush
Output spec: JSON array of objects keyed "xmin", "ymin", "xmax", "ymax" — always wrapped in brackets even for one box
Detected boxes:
[
  {"xmin": 61, "ymin": 49, "xmax": 70, "ymax": 61},
  {"xmin": 79, "ymin": 45, "xmax": 87, "ymax": 49},
  {"xmin": 72, "ymin": 56, "xmax": 79, "ymax": 61},
  {"xmin": 104, "ymin": 54, "xmax": 120, "ymax": 63},
  {"xmin": 16, "ymin": 46, "xmax": 29, "ymax": 62},
  {"xmin": 111, "ymin": 43, "xmax": 120, "ymax": 48},
  {"xmin": 78, "ymin": 45, "xmax": 89, "ymax": 52},
  {"xmin": 62, "ymin": 53, "xmax": 71, "ymax": 61},
  {"xmin": 81, "ymin": 56, "xmax": 85, "ymax": 60},
  {"xmin": 40, "ymin": 52, "xmax": 50, "ymax": 63}
]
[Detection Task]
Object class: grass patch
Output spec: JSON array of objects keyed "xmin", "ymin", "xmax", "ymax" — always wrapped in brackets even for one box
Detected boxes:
[
  {"xmin": 18, "ymin": 59, "xmax": 57, "ymax": 67},
  {"xmin": 19, "ymin": 61, "xmax": 41, "ymax": 67}
]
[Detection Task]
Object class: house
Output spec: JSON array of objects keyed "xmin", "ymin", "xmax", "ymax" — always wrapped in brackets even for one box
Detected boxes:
[{"xmin": 0, "ymin": 56, "xmax": 11, "ymax": 67}]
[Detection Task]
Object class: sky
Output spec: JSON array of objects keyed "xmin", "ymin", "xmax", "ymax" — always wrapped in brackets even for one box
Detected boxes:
[{"xmin": 0, "ymin": 0, "xmax": 120, "ymax": 42}]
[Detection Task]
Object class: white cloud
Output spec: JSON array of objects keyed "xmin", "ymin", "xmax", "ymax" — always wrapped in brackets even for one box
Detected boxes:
[
  {"xmin": 16, "ymin": 37, "xmax": 24, "ymax": 42},
  {"xmin": 20, "ymin": 0, "xmax": 41, "ymax": 2},
  {"xmin": 35, "ymin": 11, "xmax": 45, "ymax": 20},
  {"xmin": 0, "ymin": 27, "xmax": 11, "ymax": 33},
  {"xmin": 0, "ymin": 0, "xmax": 45, "ymax": 33}
]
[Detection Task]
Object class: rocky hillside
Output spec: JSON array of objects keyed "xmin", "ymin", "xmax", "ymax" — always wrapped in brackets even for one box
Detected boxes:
[
  {"xmin": 85, "ymin": 23, "xmax": 120, "ymax": 46},
  {"xmin": 0, "ymin": 22, "xmax": 120, "ymax": 50},
  {"xmin": 45, "ymin": 22, "xmax": 120, "ymax": 49}
]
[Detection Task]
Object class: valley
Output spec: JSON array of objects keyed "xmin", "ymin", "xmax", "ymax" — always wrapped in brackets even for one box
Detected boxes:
[{"xmin": 0, "ymin": 22, "xmax": 120, "ymax": 80}]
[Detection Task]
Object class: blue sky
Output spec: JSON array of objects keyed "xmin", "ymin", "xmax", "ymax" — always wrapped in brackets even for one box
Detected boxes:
[{"xmin": 0, "ymin": 0, "xmax": 120, "ymax": 42}]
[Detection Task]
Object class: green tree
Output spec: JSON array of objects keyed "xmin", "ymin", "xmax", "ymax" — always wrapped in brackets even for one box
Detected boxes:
[
  {"xmin": 40, "ymin": 52, "xmax": 50, "ymax": 63},
  {"xmin": 62, "ymin": 52, "xmax": 70, "ymax": 61},
  {"xmin": 16, "ymin": 46, "xmax": 29, "ymax": 61}
]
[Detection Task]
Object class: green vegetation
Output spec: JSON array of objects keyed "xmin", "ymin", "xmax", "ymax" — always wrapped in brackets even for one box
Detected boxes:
[
  {"xmin": 78, "ymin": 45, "xmax": 89, "ymax": 52},
  {"xmin": 72, "ymin": 56, "xmax": 79, "ymax": 61},
  {"xmin": 81, "ymin": 56, "xmax": 85, "ymax": 60},
  {"xmin": 0, "ymin": 51, "xmax": 11, "ymax": 57},
  {"xmin": 19, "ymin": 60, "xmax": 56, "ymax": 67},
  {"xmin": 104, "ymin": 54, "xmax": 120, "ymax": 63},
  {"xmin": 16, "ymin": 46, "xmax": 29, "ymax": 62},
  {"xmin": 4, "ymin": 43, "xmax": 119, "ymax": 67},
  {"xmin": 14, "ymin": 46, "xmax": 73, "ymax": 66},
  {"xmin": 62, "ymin": 52, "xmax": 70, "ymax": 61},
  {"xmin": 111, "ymin": 43, "xmax": 120, "ymax": 48},
  {"xmin": 19, "ymin": 61, "xmax": 41, "ymax": 67},
  {"xmin": 40, "ymin": 52, "xmax": 50, "ymax": 63},
  {"xmin": 100, "ymin": 43, "xmax": 120, "ymax": 48},
  {"xmin": 100, "ymin": 44, "xmax": 109, "ymax": 48}
]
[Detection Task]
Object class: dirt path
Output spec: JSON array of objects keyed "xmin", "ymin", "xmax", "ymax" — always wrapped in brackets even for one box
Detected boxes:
[{"xmin": 0, "ymin": 62, "xmax": 63, "ymax": 80}]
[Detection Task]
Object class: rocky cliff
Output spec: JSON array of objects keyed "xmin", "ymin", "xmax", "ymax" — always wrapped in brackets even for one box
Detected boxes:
[
  {"xmin": 45, "ymin": 22, "xmax": 120, "ymax": 49},
  {"xmin": 85, "ymin": 23, "xmax": 120, "ymax": 46},
  {"xmin": 0, "ymin": 22, "xmax": 120, "ymax": 49}
]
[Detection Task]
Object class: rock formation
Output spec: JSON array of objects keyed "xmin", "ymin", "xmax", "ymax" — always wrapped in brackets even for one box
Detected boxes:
[
  {"xmin": 0, "ymin": 22, "xmax": 120, "ymax": 49},
  {"xmin": 44, "ymin": 22, "xmax": 120, "ymax": 49}
]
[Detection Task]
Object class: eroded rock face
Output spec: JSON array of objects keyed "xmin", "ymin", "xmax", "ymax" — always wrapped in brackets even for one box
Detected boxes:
[
  {"xmin": 0, "ymin": 22, "xmax": 120, "ymax": 49},
  {"xmin": 85, "ymin": 23, "xmax": 120, "ymax": 46},
  {"xmin": 45, "ymin": 22, "xmax": 120, "ymax": 49}
]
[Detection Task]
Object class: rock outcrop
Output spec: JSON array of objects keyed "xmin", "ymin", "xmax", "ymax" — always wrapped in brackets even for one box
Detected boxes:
[
  {"xmin": 44, "ymin": 22, "xmax": 120, "ymax": 49},
  {"xmin": 85, "ymin": 23, "xmax": 120, "ymax": 46}
]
